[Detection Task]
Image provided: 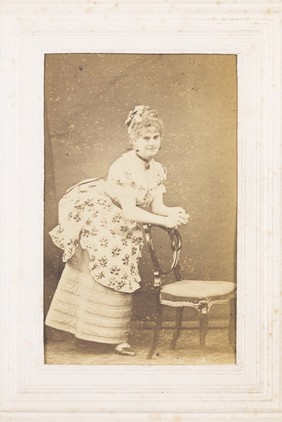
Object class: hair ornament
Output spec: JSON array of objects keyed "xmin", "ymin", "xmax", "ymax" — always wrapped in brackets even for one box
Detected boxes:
[{"xmin": 125, "ymin": 105, "xmax": 146, "ymax": 127}]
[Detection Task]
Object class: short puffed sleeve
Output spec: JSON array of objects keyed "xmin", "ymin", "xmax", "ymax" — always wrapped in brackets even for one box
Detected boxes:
[
  {"xmin": 154, "ymin": 162, "xmax": 167, "ymax": 194},
  {"xmin": 106, "ymin": 157, "xmax": 137, "ymax": 202}
]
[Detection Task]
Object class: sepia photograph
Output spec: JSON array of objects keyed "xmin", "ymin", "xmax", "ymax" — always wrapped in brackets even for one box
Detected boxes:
[
  {"xmin": 2, "ymin": 0, "xmax": 282, "ymax": 419},
  {"xmin": 44, "ymin": 53, "xmax": 237, "ymax": 365}
]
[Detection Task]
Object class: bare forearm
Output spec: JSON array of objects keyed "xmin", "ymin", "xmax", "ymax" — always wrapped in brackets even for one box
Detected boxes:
[
  {"xmin": 120, "ymin": 198, "xmax": 189, "ymax": 229},
  {"xmin": 150, "ymin": 203, "xmax": 171, "ymax": 217},
  {"xmin": 123, "ymin": 206, "xmax": 167, "ymax": 226}
]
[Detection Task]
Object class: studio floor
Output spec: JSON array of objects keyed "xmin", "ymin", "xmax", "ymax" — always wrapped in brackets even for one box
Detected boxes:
[{"xmin": 45, "ymin": 326, "xmax": 236, "ymax": 365}]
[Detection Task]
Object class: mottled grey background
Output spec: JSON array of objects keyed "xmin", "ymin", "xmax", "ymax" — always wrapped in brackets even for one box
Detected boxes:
[{"xmin": 44, "ymin": 54, "xmax": 237, "ymax": 330}]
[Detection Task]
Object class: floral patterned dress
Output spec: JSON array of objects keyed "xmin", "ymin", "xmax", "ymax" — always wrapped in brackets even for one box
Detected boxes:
[{"xmin": 49, "ymin": 150, "xmax": 167, "ymax": 293}]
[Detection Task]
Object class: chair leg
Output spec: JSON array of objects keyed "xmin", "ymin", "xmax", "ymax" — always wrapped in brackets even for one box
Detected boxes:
[
  {"xmin": 170, "ymin": 307, "xmax": 184, "ymax": 350},
  {"xmin": 228, "ymin": 297, "xmax": 236, "ymax": 349},
  {"xmin": 147, "ymin": 293, "xmax": 162, "ymax": 359},
  {"xmin": 199, "ymin": 305, "xmax": 209, "ymax": 356}
]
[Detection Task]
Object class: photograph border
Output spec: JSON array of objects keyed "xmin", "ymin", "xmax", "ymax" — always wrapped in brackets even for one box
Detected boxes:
[{"xmin": 1, "ymin": 0, "xmax": 281, "ymax": 420}]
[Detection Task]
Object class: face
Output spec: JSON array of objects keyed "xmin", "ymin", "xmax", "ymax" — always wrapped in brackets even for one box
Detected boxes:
[{"xmin": 134, "ymin": 126, "xmax": 161, "ymax": 160}]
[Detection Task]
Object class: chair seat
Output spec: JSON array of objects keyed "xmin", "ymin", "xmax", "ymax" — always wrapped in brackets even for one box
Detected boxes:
[{"xmin": 160, "ymin": 280, "xmax": 236, "ymax": 305}]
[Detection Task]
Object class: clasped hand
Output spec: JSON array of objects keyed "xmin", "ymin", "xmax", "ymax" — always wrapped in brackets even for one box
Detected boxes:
[{"xmin": 166, "ymin": 207, "xmax": 190, "ymax": 228}]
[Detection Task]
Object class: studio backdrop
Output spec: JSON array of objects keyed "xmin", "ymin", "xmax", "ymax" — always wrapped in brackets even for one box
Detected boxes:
[{"xmin": 44, "ymin": 54, "xmax": 237, "ymax": 334}]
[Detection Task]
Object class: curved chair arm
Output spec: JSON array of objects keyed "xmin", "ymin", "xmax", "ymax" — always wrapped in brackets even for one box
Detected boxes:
[{"xmin": 143, "ymin": 224, "xmax": 182, "ymax": 286}]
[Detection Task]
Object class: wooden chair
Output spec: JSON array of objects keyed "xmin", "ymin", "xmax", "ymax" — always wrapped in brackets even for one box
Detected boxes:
[{"xmin": 143, "ymin": 224, "xmax": 236, "ymax": 359}]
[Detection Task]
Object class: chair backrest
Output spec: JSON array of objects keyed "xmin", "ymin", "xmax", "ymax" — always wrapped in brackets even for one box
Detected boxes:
[{"xmin": 143, "ymin": 224, "xmax": 182, "ymax": 288}]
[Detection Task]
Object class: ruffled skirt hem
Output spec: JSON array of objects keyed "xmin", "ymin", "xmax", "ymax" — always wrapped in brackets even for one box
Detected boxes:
[{"xmin": 45, "ymin": 264, "xmax": 133, "ymax": 344}]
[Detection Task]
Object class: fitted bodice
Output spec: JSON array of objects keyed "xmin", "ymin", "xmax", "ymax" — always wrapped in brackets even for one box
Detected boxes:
[{"xmin": 105, "ymin": 150, "xmax": 167, "ymax": 207}]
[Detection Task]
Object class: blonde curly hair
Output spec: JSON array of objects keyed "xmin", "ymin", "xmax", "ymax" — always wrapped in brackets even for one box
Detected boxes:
[{"xmin": 125, "ymin": 105, "xmax": 163, "ymax": 146}]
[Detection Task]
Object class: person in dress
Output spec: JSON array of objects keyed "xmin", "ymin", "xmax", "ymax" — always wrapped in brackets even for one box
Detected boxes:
[{"xmin": 45, "ymin": 105, "xmax": 189, "ymax": 356}]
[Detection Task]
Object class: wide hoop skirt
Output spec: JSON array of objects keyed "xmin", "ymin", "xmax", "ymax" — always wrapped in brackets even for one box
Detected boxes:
[{"xmin": 45, "ymin": 262, "xmax": 133, "ymax": 344}]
